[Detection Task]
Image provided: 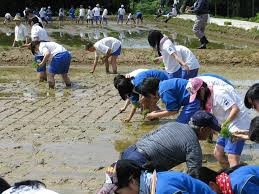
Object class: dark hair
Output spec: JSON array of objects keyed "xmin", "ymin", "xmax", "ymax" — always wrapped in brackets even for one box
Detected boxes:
[
  {"xmin": 249, "ymin": 116, "xmax": 259, "ymax": 142},
  {"xmin": 140, "ymin": 78, "xmax": 160, "ymax": 97},
  {"xmin": 116, "ymin": 76, "xmax": 134, "ymax": 100},
  {"xmin": 0, "ymin": 178, "xmax": 11, "ymax": 193},
  {"xmin": 148, "ymin": 30, "xmax": 163, "ymax": 56},
  {"xmin": 31, "ymin": 17, "xmax": 43, "ymax": 28},
  {"xmin": 197, "ymin": 82, "xmax": 211, "ymax": 110},
  {"xmin": 30, "ymin": 41, "xmax": 41, "ymax": 55},
  {"xmin": 116, "ymin": 160, "xmax": 142, "ymax": 189},
  {"xmin": 244, "ymin": 83, "xmax": 259, "ymax": 109},
  {"xmin": 85, "ymin": 41, "xmax": 94, "ymax": 50},
  {"xmin": 13, "ymin": 180, "xmax": 46, "ymax": 190},
  {"xmin": 198, "ymin": 164, "xmax": 246, "ymax": 185},
  {"xmin": 114, "ymin": 75, "xmax": 126, "ymax": 89}
]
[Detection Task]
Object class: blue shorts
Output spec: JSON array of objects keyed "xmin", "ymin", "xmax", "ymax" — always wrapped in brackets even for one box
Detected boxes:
[
  {"xmin": 182, "ymin": 68, "xmax": 199, "ymax": 80},
  {"xmin": 118, "ymin": 15, "xmax": 124, "ymax": 20},
  {"xmin": 167, "ymin": 67, "xmax": 182, "ymax": 79},
  {"xmin": 176, "ymin": 99, "xmax": 201, "ymax": 124},
  {"xmin": 121, "ymin": 145, "xmax": 149, "ymax": 167},
  {"xmin": 112, "ymin": 46, "xmax": 121, "ymax": 56},
  {"xmin": 34, "ymin": 55, "xmax": 47, "ymax": 73},
  {"xmin": 48, "ymin": 51, "xmax": 71, "ymax": 74},
  {"xmin": 136, "ymin": 13, "xmax": 142, "ymax": 19},
  {"xmin": 94, "ymin": 16, "xmax": 100, "ymax": 21},
  {"xmin": 216, "ymin": 136, "xmax": 245, "ymax": 155}
]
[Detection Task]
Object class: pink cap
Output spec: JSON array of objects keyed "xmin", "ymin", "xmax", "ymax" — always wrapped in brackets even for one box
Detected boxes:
[{"xmin": 186, "ymin": 78, "xmax": 204, "ymax": 103}]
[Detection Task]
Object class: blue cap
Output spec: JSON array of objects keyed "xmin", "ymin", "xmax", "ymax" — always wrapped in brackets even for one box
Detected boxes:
[{"xmin": 191, "ymin": 111, "xmax": 221, "ymax": 132}]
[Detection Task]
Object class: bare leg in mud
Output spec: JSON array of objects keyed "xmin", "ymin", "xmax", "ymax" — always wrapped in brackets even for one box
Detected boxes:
[
  {"xmin": 61, "ymin": 74, "xmax": 71, "ymax": 87},
  {"xmin": 38, "ymin": 72, "xmax": 47, "ymax": 82},
  {"xmin": 110, "ymin": 56, "xmax": 118, "ymax": 74},
  {"xmin": 48, "ymin": 73, "xmax": 55, "ymax": 89},
  {"xmin": 214, "ymin": 144, "xmax": 230, "ymax": 168}
]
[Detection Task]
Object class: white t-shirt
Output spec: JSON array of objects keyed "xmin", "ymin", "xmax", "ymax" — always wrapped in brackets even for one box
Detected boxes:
[
  {"xmin": 102, "ymin": 9, "xmax": 108, "ymax": 17},
  {"xmin": 118, "ymin": 8, "xmax": 125, "ymax": 15},
  {"xmin": 79, "ymin": 8, "xmax": 85, "ymax": 17},
  {"xmin": 197, "ymin": 75, "xmax": 233, "ymax": 88},
  {"xmin": 92, "ymin": 7, "xmax": 100, "ymax": 16},
  {"xmin": 39, "ymin": 9, "xmax": 46, "ymax": 18},
  {"xmin": 175, "ymin": 45, "xmax": 199, "ymax": 70},
  {"xmin": 160, "ymin": 38, "xmax": 181, "ymax": 73},
  {"xmin": 15, "ymin": 24, "xmax": 28, "ymax": 41},
  {"xmin": 127, "ymin": 13, "xmax": 132, "ymax": 19},
  {"xmin": 212, "ymin": 85, "xmax": 250, "ymax": 133},
  {"xmin": 94, "ymin": 37, "xmax": 121, "ymax": 57},
  {"xmin": 39, "ymin": 42, "xmax": 67, "ymax": 59},
  {"xmin": 87, "ymin": 9, "xmax": 93, "ymax": 19},
  {"xmin": 31, "ymin": 24, "xmax": 49, "ymax": 41}
]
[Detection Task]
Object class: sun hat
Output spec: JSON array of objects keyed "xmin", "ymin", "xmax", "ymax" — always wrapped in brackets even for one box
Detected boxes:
[
  {"xmin": 190, "ymin": 110, "xmax": 221, "ymax": 132},
  {"xmin": 121, "ymin": 5, "xmax": 124, "ymax": 8},
  {"xmin": 13, "ymin": 15, "xmax": 21, "ymax": 21},
  {"xmin": 186, "ymin": 77, "xmax": 204, "ymax": 103}
]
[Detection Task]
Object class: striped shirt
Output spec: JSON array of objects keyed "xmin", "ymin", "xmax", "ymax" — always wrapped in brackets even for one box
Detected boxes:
[{"xmin": 136, "ymin": 122, "xmax": 202, "ymax": 176}]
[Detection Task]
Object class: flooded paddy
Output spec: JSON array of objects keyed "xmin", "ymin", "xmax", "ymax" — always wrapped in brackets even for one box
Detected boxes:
[{"xmin": 0, "ymin": 20, "xmax": 259, "ymax": 193}]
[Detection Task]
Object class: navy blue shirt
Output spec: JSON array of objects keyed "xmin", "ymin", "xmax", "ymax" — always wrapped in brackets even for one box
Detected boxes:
[
  {"xmin": 192, "ymin": 0, "xmax": 209, "ymax": 15},
  {"xmin": 158, "ymin": 78, "xmax": 190, "ymax": 111}
]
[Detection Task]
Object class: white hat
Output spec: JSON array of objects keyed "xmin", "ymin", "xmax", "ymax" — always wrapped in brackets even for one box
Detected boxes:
[
  {"xmin": 121, "ymin": 5, "xmax": 124, "ymax": 8},
  {"xmin": 96, "ymin": 4, "xmax": 100, "ymax": 7}
]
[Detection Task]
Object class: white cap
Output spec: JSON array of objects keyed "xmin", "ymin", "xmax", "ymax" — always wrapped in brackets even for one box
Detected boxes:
[
  {"xmin": 121, "ymin": 5, "xmax": 124, "ymax": 8},
  {"xmin": 96, "ymin": 4, "xmax": 100, "ymax": 7}
]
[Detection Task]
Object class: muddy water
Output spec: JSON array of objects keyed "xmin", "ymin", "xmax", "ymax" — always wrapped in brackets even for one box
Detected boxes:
[{"xmin": 0, "ymin": 64, "xmax": 258, "ymax": 193}]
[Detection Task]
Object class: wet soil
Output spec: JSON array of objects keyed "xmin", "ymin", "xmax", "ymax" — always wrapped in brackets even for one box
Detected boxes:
[{"xmin": 0, "ymin": 20, "xmax": 258, "ymax": 193}]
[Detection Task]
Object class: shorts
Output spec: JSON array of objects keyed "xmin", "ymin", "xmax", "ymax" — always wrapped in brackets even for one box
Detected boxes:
[
  {"xmin": 112, "ymin": 46, "xmax": 121, "ymax": 56},
  {"xmin": 216, "ymin": 136, "xmax": 245, "ymax": 155},
  {"xmin": 94, "ymin": 16, "xmax": 100, "ymax": 21},
  {"xmin": 167, "ymin": 67, "xmax": 182, "ymax": 79},
  {"xmin": 118, "ymin": 15, "xmax": 124, "ymax": 20},
  {"xmin": 34, "ymin": 55, "xmax": 46, "ymax": 73},
  {"xmin": 182, "ymin": 68, "xmax": 199, "ymax": 80},
  {"xmin": 120, "ymin": 145, "xmax": 149, "ymax": 167},
  {"xmin": 48, "ymin": 51, "xmax": 71, "ymax": 74},
  {"xmin": 79, "ymin": 16, "xmax": 84, "ymax": 20},
  {"xmin": 70, "ymin": 15, "xmax": 75, "ymax": 19},
  {"xmin": 136, "ymin": 13, "xmax": 142, "ymax": 19}
]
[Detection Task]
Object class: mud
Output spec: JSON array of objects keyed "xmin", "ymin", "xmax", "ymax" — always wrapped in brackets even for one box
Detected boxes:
[{"xmin": 0, "ymin": 20, "xmax": 259, "ymax": 193}]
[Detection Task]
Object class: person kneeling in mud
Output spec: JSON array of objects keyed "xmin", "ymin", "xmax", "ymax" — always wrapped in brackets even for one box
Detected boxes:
[
  {"xmin": 31, "ymin": 41, "xmax": 72, "ymax": 89},
  {"xmin": 114, "ymin": 69, "xmax": 169, "ymax": 122},
  {"xmin": 85, "ymin": 37, "xmax": 121, "ymax": 74}
]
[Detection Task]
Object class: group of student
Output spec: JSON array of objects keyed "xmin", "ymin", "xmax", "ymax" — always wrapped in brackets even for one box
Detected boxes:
[
  {"xmin": 98, "ymin": 30, "xmax": 259, "ymax": 193},
  {"xmin": 4, "ymin": 7, "xmax": 259, "ymax": 193}
]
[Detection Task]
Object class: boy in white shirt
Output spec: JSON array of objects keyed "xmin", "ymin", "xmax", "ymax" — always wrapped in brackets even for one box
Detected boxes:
[
  {"xmin": 117, "ymin": 5, "xmax": 126, "ymax": 24},
  {"xmin": 86, "ymin": 6, "xmax": 94, "ymax": 25},
  {"xmin": 101, "ymin": 7, "xmax": 108, "ymax": 25},
  {"xmin": 4, "ymin": 13, "xmax": 12, "ymax": 24},
  {"xmin": 92, "ymin": 4, "xmax": 101, "ymax": 25},
  {"xmin": 125, "ymin": 13, "xmax": 135, "ymax": 25},
  {"xmin": 12, "ymin": 15, "xmax": 28, "ymax": 47},
  {"xmin": 85, "ymin": 37, "xmax": 122, "ymax": 74},
  {"xmin": 30, "ymin": 41, "xmax": 72, "ymax": 89},
  {"xmin": 77, "ymin": 5, "xmax": 85, "ymax": 24}
]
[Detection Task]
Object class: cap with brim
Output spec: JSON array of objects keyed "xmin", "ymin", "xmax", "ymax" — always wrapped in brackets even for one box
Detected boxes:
[
  {"xmin": 186, "ymin": 78, "xmax": 204, "ymax": 103},
  {"xmin": 13, "ymin": 15, "xmax": 21, "ymax": 21},
  {"xmin": 191, "ymin": 110, "xmax": 221, "ymax": 132}
]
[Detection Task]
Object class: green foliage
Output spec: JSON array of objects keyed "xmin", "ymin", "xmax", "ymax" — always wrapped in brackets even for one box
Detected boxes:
[
  {"xmin": 249, "ymin": 12, "xmax": 259, "ymax": 23},
  {"xmin": 220, "ymin": 122, "xmax": 231, "ymax": 138},
  {"xmin": 133, "ymin": 0, "xmax": 159, "ymax": 14},
  {"xmin": 224, "ymin": 21, "xmax": 232, "ymax": 26}
]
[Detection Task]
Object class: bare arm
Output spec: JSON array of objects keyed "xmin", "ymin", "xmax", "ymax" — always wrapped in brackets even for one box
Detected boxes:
[
  {"xmin": 223, "ymin": 104, "xmax": 240, "ymax": 125},
  {"xmin": 123, "ymin": 105, "xmax": 137, "ymax": 122},
  {"xmin": 146, "ymin": 110, "xmax": 177, "ymax": 120},
  {"xmin": 90, "ymin": 55, "xmax": 99, "ymax": 73},
  {"xmin": 171, "ymin": 52, "xmax": 189, "ymax": 71},
  {"xmin": 120, "ymin": 99, "xmax": 130, "ymax": 112},
  {"xmin": 38, "ymin": 51, "xmax": 51, "ymax": 67}
]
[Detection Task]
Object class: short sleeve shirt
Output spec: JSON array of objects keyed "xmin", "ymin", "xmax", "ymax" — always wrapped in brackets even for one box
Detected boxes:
[
  {"xmin": 94, "ymin": 37, "xmax": 121, "ymax": 57},
  {"xmin": 160, "ymin": 39, "xmax": 181, "ymax": 73},
  {"xmin": 212, "ymin": 86, "xmax": 250, "ymax": 132},
  {"xmin": 39, "ymin": 42, "xmax": 67, "ymax": 58},
  {"xmin": 175, "ymin": 45, "xmax": 200, "ymax": 70},
  {"xmin": 93, "ymin": 7, "xmax": 100, "ymax": 16},
  {"xmin": 31, "ymin": 24, "xmax": 49, "ymax": 41},
  {"xmin": 159, "ymin": 78, "xmax": 189, "ymax": 111},
  {"xmin": 15, "ymin": 24, "xmax": 28, "ymax": 41}
]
